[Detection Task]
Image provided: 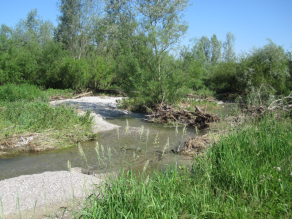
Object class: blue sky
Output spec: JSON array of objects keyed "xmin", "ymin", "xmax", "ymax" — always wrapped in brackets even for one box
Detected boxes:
[{"xmin": 0, "ymin": 0, "xmax": 291, "ymax": 54}]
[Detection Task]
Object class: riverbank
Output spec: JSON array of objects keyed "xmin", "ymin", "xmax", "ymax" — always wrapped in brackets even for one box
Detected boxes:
[{"xmin": 0, "ymin": 87, "xmax": 131, "ymax": 157}]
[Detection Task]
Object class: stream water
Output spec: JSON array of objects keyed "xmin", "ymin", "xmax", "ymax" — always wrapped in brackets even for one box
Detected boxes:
[
  {"xmin": 0, "ymin": 104, "xmax": 235, "ymax": 181},
  {"xmin": 0, "ymin": 113, "xmax": 197, "ymax": 180}
]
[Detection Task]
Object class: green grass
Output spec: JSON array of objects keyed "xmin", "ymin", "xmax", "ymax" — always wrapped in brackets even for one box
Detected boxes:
[
  {"xmin": 0, "ymin": 83, "xmax": 73, "ymax": 104},
  {"xmin": 77, "ymin": 115, "xmax": 292, "ymax": 218},
  {"xmin": 1, "ymin": 101, "xmax": 92, "ymax": 132},
  {"xmin": 0, "ymin": 83, "xmax": 95, "ymax": 153},
  {"xmin": 0, "ymin": 83, "xmax": 49, "ymax": 103},
  {"xmin": 45, "ymin": 87, "xmax": 73, "ymax": 99},
  {"xmin": 0, "ymin": 84, "xmax": 91, "ymax": 133}
]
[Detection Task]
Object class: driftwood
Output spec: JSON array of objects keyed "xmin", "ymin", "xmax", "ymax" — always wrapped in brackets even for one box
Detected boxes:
[
  {"xmin": 195, "ymin": 113, "xmax": 220, "ymax": 129},
  {"xmin": 144, "ymin": 104, "xmax": 220, "ymax": 129},
  {"xmin": 145, "ymin": 104, "xmax": 197, "ymax": 124},
  {"xmin": 72, "ymin": 91, "xmax": 93, "ymax": 99},
  {"xmin": 228, "ymin": 100, "xmax": 292, "ymax": 128},
  {"xmin": 171, "ymin": 135, "xmax": 208, "ymax": 156}
]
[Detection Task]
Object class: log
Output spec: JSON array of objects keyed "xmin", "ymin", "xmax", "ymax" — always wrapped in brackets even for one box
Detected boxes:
[
  {"xmin": 72, "ymin": 91, "xmax": 93, "ymax": 99},
  {"xmin": 195, "ymin": 105, "xmax": 203, "ymax": 114}
]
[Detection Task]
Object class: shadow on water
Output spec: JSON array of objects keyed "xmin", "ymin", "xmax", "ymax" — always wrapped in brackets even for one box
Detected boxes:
[{"xmin": 0, "ymin": 113, "xmax": 198, "ymax": 180}]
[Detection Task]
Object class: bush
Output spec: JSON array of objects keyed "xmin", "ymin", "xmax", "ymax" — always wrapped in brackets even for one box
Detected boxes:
[
  {"xmin": 58, "ymin": 57, "xmax": 90, "ymax": 90},
  {"xmin": 236, "ymin": 40, "xmax": 289, "ymax": 94},
  {"xmin": 209, "ymin": 61, "xmax": 238, "ymax": 92}
]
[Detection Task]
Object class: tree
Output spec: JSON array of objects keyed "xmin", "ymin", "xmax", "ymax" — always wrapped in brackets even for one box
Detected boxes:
[
  {"xmin": 286, "ymin": 49, "xmax": 292, "ymax": 91},
  {"xmin": 180, "ymin": 45, "xmax": 208, "ymax": 91},
  {"xmin": 199, "ymin": 36, "xmax": 211, "ymax": 61},
  {"xmin": 14, "ymin": 9, "xmax": 55, "ymax": 45},
  {"xmin": 115, "ymin": 0, "xmax": 190, "ymax": 105},
  {"xmin": 0, "ymin": 10, "xmax": 56, "ymax": 85},
  {"xmin": 223, "ymin": 31, "xmax": 236, "ymax": 62},
  {"xmin": 210, "ymin": 34, "xmax": 221, "ymax": 64},
  {"xmin": 55, "ymin": 0, "xmax": 98, "ymax": 59},
  {"xmin": 236, "ymin": 39, "xmax": 289, "ymax": 93}
]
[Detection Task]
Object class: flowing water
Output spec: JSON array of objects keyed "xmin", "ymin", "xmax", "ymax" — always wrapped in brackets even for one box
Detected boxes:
[
  {"xmin": 0, "ymin": 113, "xmax": 197, "ymax": 180},
  {"xmin": 0, "ymin": 104, "xmax": 236, "ymax": 180}
]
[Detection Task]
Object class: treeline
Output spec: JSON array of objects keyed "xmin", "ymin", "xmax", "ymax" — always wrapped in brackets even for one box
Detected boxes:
[{"xmin": 0, "ymin": 0, "xmax": 291, "ymax": 105}]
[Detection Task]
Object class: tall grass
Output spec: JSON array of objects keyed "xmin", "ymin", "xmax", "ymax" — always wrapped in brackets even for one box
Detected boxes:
[
  {"xmin": 1, "ymin": 101, "xmax": 92, "ymax": 132},
  {"xmin": 77, "ymin": 115, "xmax": 292, "ymax": 218},
  {"xmin": 0, "ymin": 84, "xmax": 49, "ymax": 103},
  {"xmin": 0, "ymin": 84, "xmax": 93, "ymax": 146}
]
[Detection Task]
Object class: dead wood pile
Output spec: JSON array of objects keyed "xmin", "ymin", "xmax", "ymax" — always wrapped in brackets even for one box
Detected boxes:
[
  {"xmin": 144, "ymin": 104, "xmax": 220, "ymax": 129},
  {"xmin": 171, "ymin": 135, "xmax": 208, "ymax": 156},
  {"xmin": 238, "ymin": 92, "xmax": 292, "ymax": 118},
  {"xmin": 227, "ymin": 102, "xmax": 292, "ymax": 128}
]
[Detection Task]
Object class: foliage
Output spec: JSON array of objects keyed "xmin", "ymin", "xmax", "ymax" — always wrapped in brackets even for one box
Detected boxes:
[
  {"xmin": 236, "ymin": 39, "xmax": 289, "ymax": 94},
  {"xmin": 209, "ymin": 61, "xmax": 238, "ymax": 92},
  {"xmin": 222, "ymin": 31, "xmax": 236, "ymax": 62},
  {"xmin": 55, "ymin": 0, "xmax": 99, "ymax": 59},
  {"xmin": 0, "ymin": 5, "xmax": 291, "ymax": 105},
  {"xmin": 114, "ymin": 0, "xmax": 190, "ymax": 105},
  {"xmin": 211, "ymin": 34, "xmax": 222, "ymax": 64},
  {"xmin": 78, "ymin": 115, "xmax": 292, "ymax": 218},
  {"xmin": 87, "ymin": 53, "xmax": 116, "ymax": 89},
  {"xmin": 286, "ymin": 51, "xmax": 292, "ymax": 91},
  {"xmin": 58, "ymin": 57, "xmax": 89, "ymax": 90},
  {"xmin": 180, "ymin": 45, "xmax": 208, "ymax": 91}
]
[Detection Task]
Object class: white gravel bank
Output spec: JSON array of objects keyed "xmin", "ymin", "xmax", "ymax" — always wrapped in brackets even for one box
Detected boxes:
[{"xmin": 0, "ymin": 168, "xmax": 102, "ymax": 217}]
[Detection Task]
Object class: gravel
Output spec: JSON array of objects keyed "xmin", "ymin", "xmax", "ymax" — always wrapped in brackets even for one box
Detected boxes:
[
  {"xmin": 50, "ymin": 96, "xmax": 131, "ymax": 132},
  {"xmin": 0, "ymin": 96, "xmax": 130, "ymax": 217},
  {"xmin": 0, "ymin": 168, "xmax": 103, "ymax": 217}
]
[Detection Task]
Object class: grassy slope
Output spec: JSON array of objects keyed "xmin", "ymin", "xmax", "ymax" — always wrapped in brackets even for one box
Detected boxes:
[
  {"xmin": 78, "ymin": 115, "xmax": 292, "ymax": 218},
  {"xmin": 0, "ymin": 84, "xmax": 95, "ymax": 155}
]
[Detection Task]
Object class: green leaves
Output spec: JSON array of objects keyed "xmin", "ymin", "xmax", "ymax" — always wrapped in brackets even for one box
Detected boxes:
[
  {"xmin": 237, "ymin": 39, "xmax": 289, "ymax": 94},
  {"xmin": 113, "ymin": 0, "xmax": 190, "ymax": 106}
]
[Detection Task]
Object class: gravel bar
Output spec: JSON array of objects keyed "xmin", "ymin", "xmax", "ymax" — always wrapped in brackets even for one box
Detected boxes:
[{"xmin": 0, "ymin": 168, "xmax": 102, "ymax": 217}]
